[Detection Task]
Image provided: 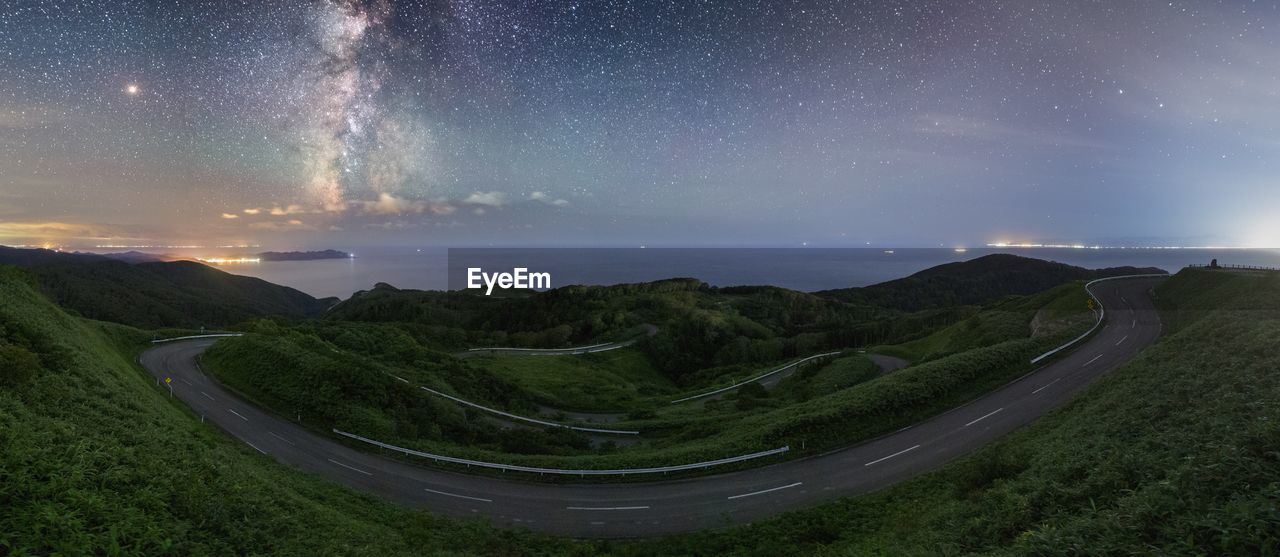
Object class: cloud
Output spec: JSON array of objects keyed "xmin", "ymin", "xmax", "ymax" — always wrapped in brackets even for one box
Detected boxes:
[
  {"xmin": 530, "ymin": 191, "xmax": 570, "ymax": 206},
  {"xmin": 243, "ymin": 208, "xmax": 261, "ymax": 215},
  {"xmin": 220, "ymin": 213, "xmax": 239, "ymax": 219},
  {"xmin": 356, "ymin": 193, "xmax": 456, "ymax": 215},
  {"xmin": 0, "ymin": 220, "xmax": 130, "ymax": 241},
  {"xmin": 249, "ymin": 219, "xmax": 315, "ymax": 231},
  {"xmin": 463, "ymin": 191, "xmax": 507, "ymax": 207},
  {"xmin": 269, "ymin": 204, "xmax": 310, "ymax": 216}
]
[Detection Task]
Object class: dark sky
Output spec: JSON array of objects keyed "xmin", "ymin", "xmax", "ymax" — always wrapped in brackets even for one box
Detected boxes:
[{"xmin": 2, "ymin": 1, "xmax": 1277, "ymax": 249}]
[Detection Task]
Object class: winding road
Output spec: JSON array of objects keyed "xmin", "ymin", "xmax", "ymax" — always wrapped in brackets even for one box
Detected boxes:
[{"xmin": 140, "ymin": 276, "xmax": 1164, "ymax": 538}]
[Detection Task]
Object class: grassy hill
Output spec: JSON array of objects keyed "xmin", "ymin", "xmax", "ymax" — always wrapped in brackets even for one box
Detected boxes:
[
  {"xmin": 4, "ymin": 262, "xmax": 1275, "ymax": 554},
  {"xmin": 0, "ymin": 264, "xmax": 574, "ymax": 555},
  {"xmin": 620, "ymin": 267, "xmax": 1280, "ymax": 555},
  {"xmin": 818, "ymin": 253, "xmax": 1162, "ymax": 311},
  {"xmin": 0, "ymin": 246, "xmax": 336, "ymax": 329}
]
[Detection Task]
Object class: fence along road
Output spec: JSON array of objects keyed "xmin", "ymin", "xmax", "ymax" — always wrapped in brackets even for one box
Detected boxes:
[{"xmin": 139, "ymin": 275, "xmax": 1165, "ymax": 538}]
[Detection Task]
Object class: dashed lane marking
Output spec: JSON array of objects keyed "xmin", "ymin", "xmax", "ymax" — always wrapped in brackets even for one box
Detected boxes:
[
  {"xmin": 425, "ymin": 488, "xmax": 492, "ymax": 502},
  {"xmin": 1032, "ymin": 377, "xmax": 1062, "ymax": 394},
  {"xmin": 964, "ymin": 408, "xmax": 1004, "ymax": 427},
  {"xmin": 727, "ymin": 482, "xmax": 803, "ymax": 500},
  {"xmin": 864, "ymin": 445, "xmax": 921, "ymax": 467},
  {"xmin": 327, "ymin": 458, "xmax": 373, "ymax": 476}
]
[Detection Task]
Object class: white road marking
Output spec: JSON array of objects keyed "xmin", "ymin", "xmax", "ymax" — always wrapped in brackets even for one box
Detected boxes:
[
  {"xmin": 964, "ymin": 408, "xmax": 1004, "ymax": 427},
  {"xmin": 567, "ymin": 505, "xmax": 650, "ymax": 510},
  {"xmin": 268, "ymin": 431, "xmax": 295, "ymax": 445},
  {"xmin": 200, "ymin": 391, "xmax": 214, "ymax": 401},
  {"xmin": 1032, "ymin": 377, "xmax": 1062, "ymax": 394},
  {"xmin": 228, "ymin": 409, "xmax": 248, "ymax": 421},
  {"xmin": 246, "ymin": 442, "xmax": 266, "ymax": 454},
  {"xmin": 391, "ymin": 375, "xmax": 410, "ymax": 383},
  {"xmin": 180, "ymin": 378, "xmax": 194, "ymax": 386},
  {"xmin": 425, "ymin": 488, "xmax": 492, "ymax": 502},
  {"xmin": 727, "ymin": 482, "xmax": 803, "ymax": 500},
  {"xmin": 1131, "ymin": 320, "xmax": 1137, "ymax": 329},
  {"xmin": 1083, "ymin": 354, "xmax": 1104, "ymax": 367},
  {"xmin": 327, "ymin": 458, "xmax": 372, "ymax": 476},
  {"xmin": 1115, "ymin": 335, "xmax": 1128, "ymax": 346},
  {"xmin": 864, "ymin": 445, "xmax": 921, "ymax": 467}
]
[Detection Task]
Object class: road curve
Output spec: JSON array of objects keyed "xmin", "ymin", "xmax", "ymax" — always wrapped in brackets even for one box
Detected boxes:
[{"xmin": 140, "ymin": 277, "xmax": 1164, "ymax": 538}]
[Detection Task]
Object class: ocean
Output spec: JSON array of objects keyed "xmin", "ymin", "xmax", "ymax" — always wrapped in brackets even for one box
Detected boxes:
[{"xmin": 201, "ymin": 247, "xmax": 1280, "ymax": 299}]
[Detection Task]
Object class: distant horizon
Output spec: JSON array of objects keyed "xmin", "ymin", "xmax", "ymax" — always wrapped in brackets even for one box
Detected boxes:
[{"xmin": 5, "ymin": 2, "xmax": 1280, "ymax": 250}]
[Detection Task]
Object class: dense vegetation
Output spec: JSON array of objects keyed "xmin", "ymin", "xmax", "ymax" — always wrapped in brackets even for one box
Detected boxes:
[
  {"xmin": 619, "ymin": 267, "xmax": 1280, "ymax": 555},
  {"xmin": 4, "ymin": 260, "xmax": 1275, "ymax": 554},
  {"xmin": 818, "ymin": 253, "xmax": 1162, "ymax": 311},
  {"xmin": 0, "ymin": 246, "xmax": 335, "ymax": 328},
  {"xmin": 0, "ymin": 265, "xmax": 574, "ymax": 555}
]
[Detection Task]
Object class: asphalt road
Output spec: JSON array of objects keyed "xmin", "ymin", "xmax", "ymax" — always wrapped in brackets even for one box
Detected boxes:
[{"xmin": 140, "ymin": 276, "xmax": 1164, "ymax": 538}]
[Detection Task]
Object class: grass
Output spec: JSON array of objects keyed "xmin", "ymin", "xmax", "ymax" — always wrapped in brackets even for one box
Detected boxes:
[
  {"xmin": 4, "ymin": 264, "xmax": 1276, "ymax": 553},
  {"xmin": 873, "ymin": 282, "xmax": 1090, "ymax": 363},
  {"xmin": 771, "ymin": 354, "xmax": 882, "ymax": 401},
  {"xmin": 614, "ymin": 268, "xmax": 1280, "ymax": 555},
  {"xmin": 468, "ymin": 349, "xmax": 676, "ymax": 412},
  {"xmin": 0, "ymin": 265, "xmax": 573, "ymax": 555}
]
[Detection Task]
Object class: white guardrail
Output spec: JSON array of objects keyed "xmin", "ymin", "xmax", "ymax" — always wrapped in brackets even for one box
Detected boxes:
[
  {"xmin": 1029, "ymin": 274, "xmax": 1169, "ymax": 364},
  {"xmin": 416, "ymin": 384, "xmax": 640, "ymax": 435},
  {"xmin": 151, "ymin": 333, "xmax": 244, "ymax": 343},
  {"xmin": 670, "ymin": 351, "xmax": 842, "ymax": 404},
  {"xmin": 465, "ymin": 341, "xmax": 625, "ymax": 355},
  {"xmin": 332, "ymin": 429, "xmax": 789, "ymax": 475}
]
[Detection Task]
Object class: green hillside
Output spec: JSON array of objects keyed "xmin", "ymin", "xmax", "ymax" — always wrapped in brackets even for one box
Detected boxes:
[
  {"xmin": 0, "ymin": 265, "xmax": 568, "ymax": 555},
  {"xmin": 621, "ymin": 267, "xmax": 1280, "ymax": 555},
  {"xmin": 0, "ymin": 246, "xmax": 336, "ymax": 328},
  {"xmin": 3, "ymin": 263, "xmax": 1276, "ymax": 554},
  {"xmin": 818, "ymin": 253, "xmax": 1162, "ymax": 311}
]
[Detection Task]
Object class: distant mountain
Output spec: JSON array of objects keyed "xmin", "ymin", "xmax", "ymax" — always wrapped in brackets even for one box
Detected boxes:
[
  {"xmin": 817, "ymin": 254, "xmax": 1166, "ymax": 312},
  {"xmin": 96, "ymin": 250, "xmax": 170, "ymax": 264},
  {"xmin": 0, "ymin": 246, "xmax": 336, "ymax": 328},
  {"xmin": 258, "ymin": 250, "xmax": 351, "ymax": 261}
]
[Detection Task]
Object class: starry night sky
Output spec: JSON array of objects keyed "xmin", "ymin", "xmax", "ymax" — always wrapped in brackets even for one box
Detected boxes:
[{"xmin": 2, "ymin": 1, "xmax": 1278, "ymax": 249}]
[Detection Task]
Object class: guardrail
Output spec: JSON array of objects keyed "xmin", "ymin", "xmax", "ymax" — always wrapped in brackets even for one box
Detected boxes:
[
  {"xmin": 466, "ymin": 341, "xmax": 615, "ymax": 352},
  {"xmin": 670, "ymin": 351, "xmax": 843, "ymax": 404},
  {"xmin": 151, "ymin": 333, "xmax": 244, "ymax": 344},
  {"xmin": 332, "ymin": 429, "xmax": 788, "ymax": 475},
  {"xmin": 417, "ymin": 385, "xmax": 640, "ymax": 435},
  {"xmin": 1188, "ymin": 264, "xmax": 1280, "ymax": 272},
  {"xmin": 1029, "ymin": 274, "xmax": 1169, "ymax": 364}
]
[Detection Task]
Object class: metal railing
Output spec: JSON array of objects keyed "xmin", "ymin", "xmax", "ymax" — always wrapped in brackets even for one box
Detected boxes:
[
  {"xmin": 417, "ymin": 385, "xmax": 639, "ymax": 435},
  {"xmin": 332, "ymin": 429, "xmax": 788, "ymax": 475},
  {"xmin": 670, "ymin": 351, "xmax": 843, "ymax": 404},
  {"xmin": 1188, "ymin": 263, "xmax": 1280, "ymax": 272},
  {"xmin": 151, "ymin": 333, "xmax": 244, "ymax": 343},
  {"xmin": 1029, "ymin": 274, "xmax": 1169, "ymax": 364}
]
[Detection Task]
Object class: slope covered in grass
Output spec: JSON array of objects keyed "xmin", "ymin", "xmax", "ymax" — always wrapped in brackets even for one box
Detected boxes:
[
  {"xmin": 0, "ymin": 265, "xmax": 570, "ymax": 555},
  {"xmin": 0, "ymin": 246, "xmax": 335, "ymax": 329},
  {"xmin": 618, "ymin": 268, "xmax": 1280, "ymax": 555},
  {"xmin": 818, "ymin": 253, "xmax": 1161, "ymax": 312}
]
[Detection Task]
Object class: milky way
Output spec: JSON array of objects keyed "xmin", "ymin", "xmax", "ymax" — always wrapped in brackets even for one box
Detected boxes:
[{"xmin": 2, "ymin": 1, "xmax": 1279, "ymax": 248}]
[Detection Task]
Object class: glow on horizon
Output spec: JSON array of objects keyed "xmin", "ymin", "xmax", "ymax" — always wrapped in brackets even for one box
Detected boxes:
[
  {"xmin": 198, "ymin": 257, "xmax": 261, "ymax": 265},
  {"xmin": 987, "ymin": 243, "xmax": 1275, "ymax": 250}
]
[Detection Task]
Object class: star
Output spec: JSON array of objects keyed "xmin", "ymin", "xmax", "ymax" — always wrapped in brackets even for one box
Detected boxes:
[{"xmin": 125, "ymin": 84, "xmax": 140, "ymax": 95}]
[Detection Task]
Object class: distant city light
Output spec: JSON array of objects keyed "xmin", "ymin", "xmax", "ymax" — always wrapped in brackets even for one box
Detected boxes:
[
  {"xmin": 199, "ymin": 257, "xmax": 261, "ymax": 264},
  {"xmin": 987, "ymin": 243, "xmax": 1268, "ymax": 250}
]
